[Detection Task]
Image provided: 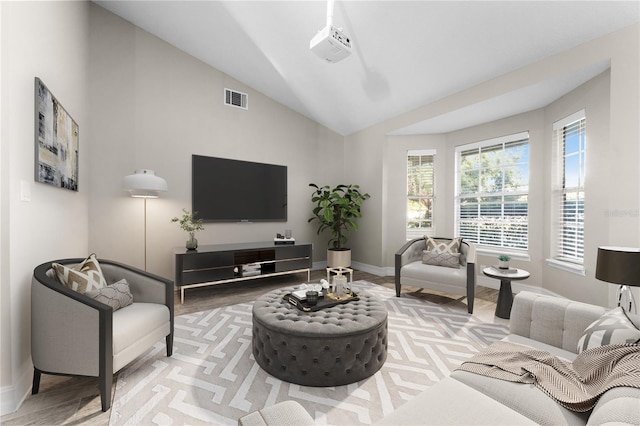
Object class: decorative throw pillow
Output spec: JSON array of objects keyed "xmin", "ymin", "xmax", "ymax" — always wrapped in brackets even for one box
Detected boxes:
[
  {"xmin": 85, "ymin": 279, "xmax": 133, "ymax": 311},
  {"xmin": 52, "ymin": 253, "xmax": 107, "ymax": 294},
  {"xmin": 422, "ymin": 250, "xmax": 461, "ymax": 268},
  {"xmin": 577, "ymin": 307, "xmax": 640, "ymax": 353},
  {"xmin": 425, "ymin": 236, "xmax": 462, "ymax": 254}
]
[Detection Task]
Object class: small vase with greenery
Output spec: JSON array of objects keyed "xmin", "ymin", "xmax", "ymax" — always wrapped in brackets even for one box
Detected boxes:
[
  {"xmin": 497, "ymin": 254, "xmax": 511, "ymax": 269},
  {"xmin": 308, "ymin": 183, "xmax": 370, "ymax": 267},
  {"xmin": 171, "ymin": 208, "xmax": 205, "ymax": 250}
]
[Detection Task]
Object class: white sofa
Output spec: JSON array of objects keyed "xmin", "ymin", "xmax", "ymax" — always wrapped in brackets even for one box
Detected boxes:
[{"xmin": 239, "ymin": 292, "xmax": 640, "ymax": 426}]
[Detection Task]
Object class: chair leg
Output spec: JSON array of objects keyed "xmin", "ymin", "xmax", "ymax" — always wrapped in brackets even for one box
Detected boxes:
[
  {"xmin": 467, "ymin": 284, "xmax": 475, "ymax": 314},
  {"xmin": 32, "ymin": 368, "xmax": 41, "ymax": 395},
  {"xmin": 100, "ymin": 373, "xmax": 112, "ymax": 412},
  {"xmin": 166, "ymin": 334, "xmax": 174, "ymax": 357}
]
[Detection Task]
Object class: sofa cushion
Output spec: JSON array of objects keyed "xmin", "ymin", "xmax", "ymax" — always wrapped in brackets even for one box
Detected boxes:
[
  {"xmin": 577, "ymin": 307, "xmax": 640, "ymax": 353},
  {"xmin": 587, "ymin": 386, "xmax": 640, "ymax": 425},
  {"xmin": 447, "ymin": 334, "xmax": 589, "ymax": 425},
  {"xmin": 502, "ymin": 334, "xmax": 577, "ymax": 361},
  {"xmin": 112, "ymin": 302, "xmax": 170, "ymax": 356},
  {"xmin": 425, "ymin": 236, "xmax": 461, "ymax": 254},
  {"xmin": 509, "ymin": 292, "xmax": 606, "ymax": 353},
  {"xmin": 422, "ymin": 250, "xmax": 460, "ymax": 268},
  {"xmin": 451, "ymin": 370, "xmax": 589, "ymax": 425},
  {"xmin": 401, "ymin": 261, "xmax": 467, "ymax": 287},
  {"xmin": 52, "ymin": 254, "xmax": 107, "ymax": 294},
  {"xmin": 375, "ymin": 377, "xmax": 537, "ymax": 425},
  {"xmin": 85, "ymin": 279, "xmax": 133, "ymax": 311}
]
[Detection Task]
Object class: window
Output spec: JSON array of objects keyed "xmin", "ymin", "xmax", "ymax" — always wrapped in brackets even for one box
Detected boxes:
[
  {"xmin": 407, "ymin": 150, "xmax": 435, "ymax": 239},
  {"xmin": 553, "ymin": 110, "xmax": 586, "ymax": 264},
  {"xmin": 455, "ymin": 132, "xmax": 530, "ymax": 250}
]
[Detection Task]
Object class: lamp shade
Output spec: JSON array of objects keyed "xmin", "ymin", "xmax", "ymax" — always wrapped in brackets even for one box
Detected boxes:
[
  {"xmin": 122, "ymin": 169, "xmax": 168, "ymax": 198},
  {"xmin": 595, "ymin": 246, "xmax": 640, "ymax": 286}
]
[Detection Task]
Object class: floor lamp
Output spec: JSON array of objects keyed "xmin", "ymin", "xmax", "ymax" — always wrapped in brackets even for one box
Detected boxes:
[
  {"xmin": 122, "ymin": 169, "xmax": 168, "ymax": 271},
  {"xmin": 595, "ymin": 246, "xmax": 640, "ymax": 313}
]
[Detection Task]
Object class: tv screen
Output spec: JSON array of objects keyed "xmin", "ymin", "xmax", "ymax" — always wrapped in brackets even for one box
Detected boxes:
[{"xmin": 192, "ymin": 155, "xmax": 287, "ymax": 222}]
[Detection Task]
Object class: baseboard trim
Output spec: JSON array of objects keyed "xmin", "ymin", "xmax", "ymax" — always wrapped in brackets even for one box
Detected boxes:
[
  {"xmin": 0, "ymin": 365, "xmax": 32, "ymax": 416},
  {"xmin": 350, "ymin": 261, "xmax": 389, "ymax": 277},
  {"xmin": 0, "ymin": 384, "xmax": 17, "ymax": 416}
]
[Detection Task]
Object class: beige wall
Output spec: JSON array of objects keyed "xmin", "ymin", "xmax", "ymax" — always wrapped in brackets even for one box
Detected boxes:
[
  {"xmin": 347, "ymin": 23, "xmax": 639, "ymax": 306},
  {"xmin": 0, "ymin": 0, "xmax": 90, "ymax": 414},
  {"xmin": 541, "ymin": 71, "xmax": 611, "ymax": 304},
  {"xmin": 384, "ymin": 134, "xmax": 448, "ymax": 264},
  {"xmin": 87, "ymin": 5, "xmax": 344, "ymax": 280}
]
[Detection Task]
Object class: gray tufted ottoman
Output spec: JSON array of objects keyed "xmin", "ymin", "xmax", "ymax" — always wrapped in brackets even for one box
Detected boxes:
[{"xmin": 252, "ymin": 286, "xmax": 388, "ymax": 387}]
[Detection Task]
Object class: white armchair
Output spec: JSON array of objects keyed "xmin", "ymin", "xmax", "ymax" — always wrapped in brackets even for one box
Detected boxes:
[
  {"xmin": 395, "ymin": 237, "xmax": 476, "ymax": 313},
  {"xmin": 31, "ymin": 258, "xmax": 174, "ymax": 411}
]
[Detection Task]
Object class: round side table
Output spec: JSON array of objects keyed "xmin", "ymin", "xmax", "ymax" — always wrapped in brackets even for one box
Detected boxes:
[{"xmin": 482, "ymin": 267, "xmax": 530, "ymax": 319}]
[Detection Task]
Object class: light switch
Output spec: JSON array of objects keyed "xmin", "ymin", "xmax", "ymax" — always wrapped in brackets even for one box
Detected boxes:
[{"xmin": 20, "ymin": 180, "xmax": 31, "ymax": 202}]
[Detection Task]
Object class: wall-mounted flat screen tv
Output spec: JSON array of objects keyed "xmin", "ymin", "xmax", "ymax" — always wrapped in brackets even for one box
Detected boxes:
[{"xmin": 192, "ymin": 155, "xmax": 287, "ymax": 222}]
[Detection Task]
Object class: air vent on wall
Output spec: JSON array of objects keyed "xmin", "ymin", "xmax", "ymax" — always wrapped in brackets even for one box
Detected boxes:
[{"xmin": 224, "ymin": 88, "xmax": 248, "ymax": 110}]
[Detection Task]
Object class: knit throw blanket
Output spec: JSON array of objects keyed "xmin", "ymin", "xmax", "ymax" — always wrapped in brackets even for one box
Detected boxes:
[{"xmin": 456, "ymin": 341, "xmax": 640, "ymax": 412}]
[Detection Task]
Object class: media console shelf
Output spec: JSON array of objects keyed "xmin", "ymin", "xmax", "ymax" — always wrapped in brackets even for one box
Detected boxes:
[{"xmin": 174, "ymin": 241, "xmax": 312, "ymax": 303}]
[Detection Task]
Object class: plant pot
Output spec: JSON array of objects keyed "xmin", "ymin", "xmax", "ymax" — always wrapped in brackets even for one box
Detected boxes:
[
  {"xmin": 186, "ymin": 233, "xmax": 198, "ymax": 250},
  {"xmin": 327, "ymin": 249, "xmax": 351, "ymax": 268},
  {"xmin": 498, "ymin": 260, "xmax": 509, "ymax": 269}
]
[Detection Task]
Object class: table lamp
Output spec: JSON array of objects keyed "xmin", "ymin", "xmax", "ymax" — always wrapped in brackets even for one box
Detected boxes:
[{"xmin": 595, "ymin": 246, "xmax": 640, "ymax": 313}]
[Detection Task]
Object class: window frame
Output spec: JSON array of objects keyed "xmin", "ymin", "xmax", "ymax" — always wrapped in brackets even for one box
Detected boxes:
[
  {"xmin": 454, "ymin": 131, "xmax": 530, "ymax": 253},
  {"xmin": 549, "ymin": 109, "xmax": 586, "ymax": 271},
  {"xmin": 406, "ymin": 149, "xmax": 436, "ymax": 240}
]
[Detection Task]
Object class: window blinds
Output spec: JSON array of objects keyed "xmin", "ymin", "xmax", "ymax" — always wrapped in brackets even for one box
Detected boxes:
[
  {"xmin": 407, "ymin": 151, "xmax": 435, "ymax": 239},
  {"xmin": 555, "ymin": 114, "xmax": 586, "ymax": 263},
  {"xmin": 455, "ymin": 133, "xmax": 530, "ymax": 250}
]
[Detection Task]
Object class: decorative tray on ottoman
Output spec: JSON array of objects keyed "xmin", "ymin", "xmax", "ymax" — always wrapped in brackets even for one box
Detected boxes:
[{"xmin": 283, "ymin": 291, "xmax": 359, "ymax": 312}]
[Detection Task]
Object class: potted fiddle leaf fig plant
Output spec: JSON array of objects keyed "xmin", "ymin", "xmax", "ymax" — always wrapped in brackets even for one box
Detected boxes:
[
  {"xmin": 308, "ymin": 183, "xmax": 370, "ymax": 268},
  {"xmin": 171, "ymin": 208, "xmax": 204, "ymax": 250}
]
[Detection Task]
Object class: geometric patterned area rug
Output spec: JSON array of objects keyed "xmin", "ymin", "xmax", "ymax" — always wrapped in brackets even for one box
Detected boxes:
[{"xmin": 109, "ymin": 281, "xmax": 508, "ymax": 425}]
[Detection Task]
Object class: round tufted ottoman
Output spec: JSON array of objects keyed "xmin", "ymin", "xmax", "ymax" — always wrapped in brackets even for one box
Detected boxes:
[{"xmin": 252, "ymin": 287, "xmax": 388, "ymax": 387}]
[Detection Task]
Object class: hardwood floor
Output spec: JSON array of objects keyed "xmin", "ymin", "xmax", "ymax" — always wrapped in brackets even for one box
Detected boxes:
[{"xmin": 2, "ymin": 270, "xmax": 502, "ymax": 425}]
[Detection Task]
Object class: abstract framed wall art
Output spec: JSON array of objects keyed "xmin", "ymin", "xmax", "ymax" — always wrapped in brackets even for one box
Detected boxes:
[{"xmin": 34, "ymin": 77, "xmax": 79, "ymax": 191}]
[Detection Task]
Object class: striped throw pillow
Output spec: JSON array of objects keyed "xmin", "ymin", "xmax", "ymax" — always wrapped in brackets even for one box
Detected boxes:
[
  {"xmin": 425, "ymin": 237, "xmax": 462, "ymax": 254},
  {"xmin": 577, "ymin": 307, "xmax": 640, "ymax": 353},
  {"xmin": 52, "ymin": 254, "xmax": 107, "ymax": 294}
]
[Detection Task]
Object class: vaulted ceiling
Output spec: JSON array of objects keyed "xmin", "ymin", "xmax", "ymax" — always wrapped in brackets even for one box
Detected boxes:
[{"xmin": 94, "ymin": 1, "xmax": 640, "ymax": 135}]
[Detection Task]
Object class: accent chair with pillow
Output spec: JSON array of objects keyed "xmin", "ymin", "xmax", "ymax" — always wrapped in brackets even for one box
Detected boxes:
[
  {"xmin": 31, "ymin": 256, "xmax": 174, "ymax": 411},
  {"xmin": 395, "ymin": 236, "xmax": 476, "ymax": 313}
]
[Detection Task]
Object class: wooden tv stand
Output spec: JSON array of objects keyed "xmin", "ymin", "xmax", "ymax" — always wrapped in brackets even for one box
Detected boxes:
[{"xmin": 174, "ymin": 241, "xmax": 312, "ymax": 303}]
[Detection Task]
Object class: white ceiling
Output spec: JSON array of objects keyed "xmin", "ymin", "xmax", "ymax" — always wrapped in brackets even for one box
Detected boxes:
[{"xmin": 94, "ymin": 1, "xmax": 639, "ymax": 136}]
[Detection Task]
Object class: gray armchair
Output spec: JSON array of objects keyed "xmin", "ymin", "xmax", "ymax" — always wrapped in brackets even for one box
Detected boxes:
[
  {"xmin": 31, "ymin": 258, "xmax": 174, "ymax": 411},
  {"xmin": 395, "ymin": 237, "xmax": 476, "ymax": 313}
]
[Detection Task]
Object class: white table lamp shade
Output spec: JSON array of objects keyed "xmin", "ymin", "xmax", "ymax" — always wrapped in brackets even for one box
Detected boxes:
[{"xmin": 123, "ymin": 169, "xmax": 168, "ymax": 198}]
